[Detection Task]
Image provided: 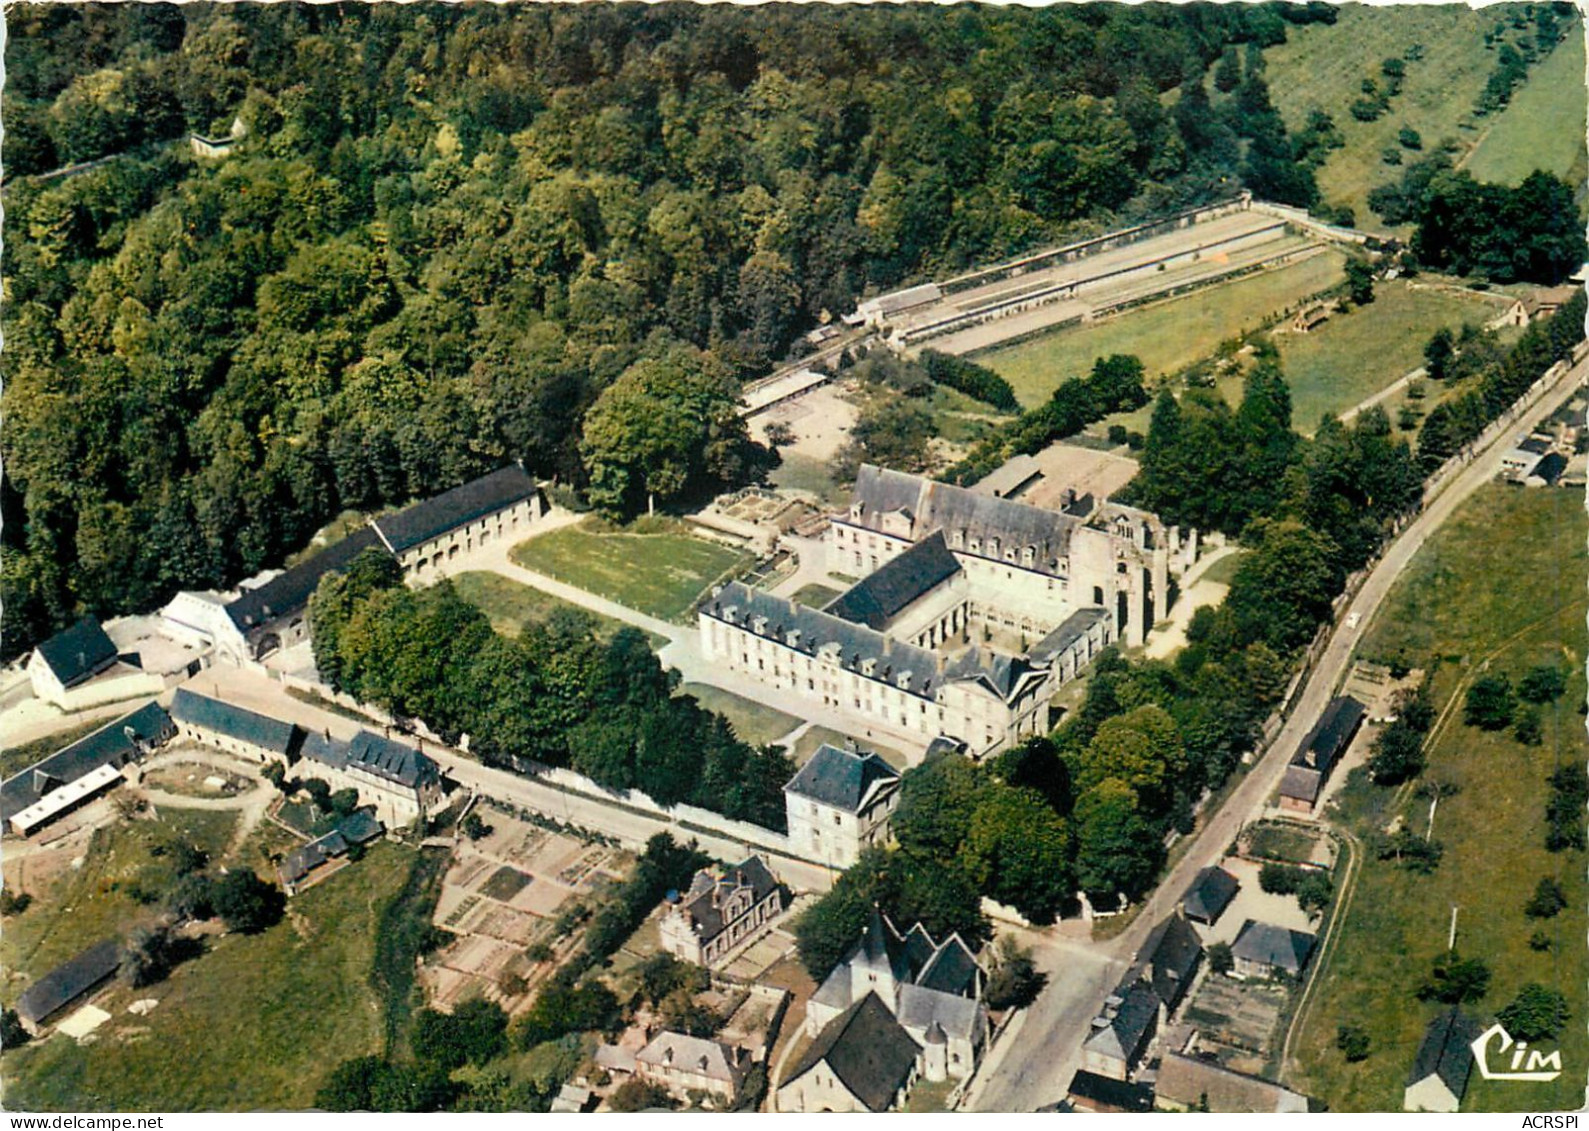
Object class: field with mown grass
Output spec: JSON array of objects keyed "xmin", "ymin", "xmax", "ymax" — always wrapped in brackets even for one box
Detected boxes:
[
  {"xmin": 3, "ymin": 826, "xmax": 417, "ymax": 1112},
  {"xmin": 1277, "ymin": 280, "xmax": 1508, "ymax": 433},
  {"xmin": 980, "ymin": 250, "xmax": 1346, "ymax": 408},
  {"xmin": 510, "ymin": 518, "xmax": 752, "ymax": 624},
  {"xmin": 1292, "ymin": 485, "xmax": 1587, "ymax": 1112},
  {"xmin": 451, "ymin": 570, "xmax": 665, "ymax": 648},
  {"xmin": 1464, "ymin": 29, "xmax": 1588, "ymax": 189},
  {"xmin": 679, "ymin": 682, "xmax": 802, "ymax": 748},
  {"xmin": 1264, "ymin": 4, "xmax": 1543, "ymax": 229}
]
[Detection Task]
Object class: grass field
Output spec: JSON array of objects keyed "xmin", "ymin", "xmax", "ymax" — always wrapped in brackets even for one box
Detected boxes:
[
  {"xmin": 1263, "ymin": 4, "xmax": 1524, "ymax": 229},
  {"xmin": 511, "ymin": 519, "xmax": 752, "ymax": 624},
  {"xmin": 1293, "ymin": 486, "xmax": 1587, "ymax": 1112},
  {"xmin": 1278, "ymin": 281, "xmax": 1506, "ymax": 433},
  {"xmin": 2, "ymin": 810, "xmax": 241, "ymax": 982},
  {"xmin": 679, "ymin": 683, "xmax": 801, "ymax": 748},
  {"xmin": 451, "ymin": 570, "xmax": 662, "ymax": 646},
  {"xmin": 2, "ymin": 833, "xmax": 416, "ymax": 1112},
  {"xmin": 0, "ymin": 716, "xmax": 121, "ymax": 780},
  {"xmin": 791, "ymin": 725, "xmax": 908, "ymax": 770},
  {"xmin": 789, "ymin": 583, "xmax": 843, "ymax": 608},
  {"xmin": 980, "ymin": 250, "xmax": 1346, "ymax": 407},
  {"xmin": 1465, "ymin": 30, "xmax": 1588, "ymax": 188}
]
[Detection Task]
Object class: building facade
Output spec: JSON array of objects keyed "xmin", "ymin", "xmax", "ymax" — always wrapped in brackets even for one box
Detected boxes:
[
  {"xmin": 635, "ymin": 1032, "xmax": 748, "ymax": 1106},
  {"xmin": 371, "ymin": 465, "xmax": 544, "ymax": 576},
  {"xmin": 783, "ymin": 745, "xmax": 901, "ymax": 868},
  {"xmin": 658, "ymin": 857, "xmax": 784, "ymax": 968}
]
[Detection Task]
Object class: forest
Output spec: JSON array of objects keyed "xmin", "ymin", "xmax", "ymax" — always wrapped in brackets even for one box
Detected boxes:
[{"xmin": 2, "ymin": 0, "xmax": 1341, "ymax": 658}]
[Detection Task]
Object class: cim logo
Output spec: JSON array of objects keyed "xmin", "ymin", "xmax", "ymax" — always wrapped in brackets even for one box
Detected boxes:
[{"xmin": 1471, "ymin": 1023, "xmax": 1563, "ymax": 1083}]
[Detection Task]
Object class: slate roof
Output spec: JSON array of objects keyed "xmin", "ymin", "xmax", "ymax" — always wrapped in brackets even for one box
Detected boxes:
[
  {"xmin": 971, "ymin": 454, "xmax": 1043, "ymax": 499},
  {"xmin": 1028, "ymin": 606, "xmax": 1110, "ymax": 666},
  {"xmin": 1518, "ymin": 436, "xmax": 1553, "ymax": 456},
  {"xmin": 672, "ymin": 856, "xmax": 781, "ymax": 944},
  {"xmin": 372, "ymin": 465, "xmax": 537, "ymax": 553},
  {"xmin": 916, "ymin": 934, "xmax": 982, "ymax": 997},
  {"xmin": 1232, "ymin": 920, "xmax": 1316, "ymax": 975},
  {"xmin": 1407, "ymin": 1008, "xmax": 1480, "ymax": 1096},
  {"xmin": 16, "ymin": 939, "xmax": 121, "ymax": 1026},
  {"xmin": 899, "ymin": 921, "xmax": 938, "ymax": 981},
  {"xmin": 1532, "ymin": 452, "xmax": 1568, "ymax": 484},
  {"xmin": 1182, "ymin": 865, "xmax": 1240, "ymax": 924},
  {"xmin": 1084, "ymin": 979, "xmax": 1160, "ymax": 1064},
  {"xmin": 942, "ymin": 646, "xmax": 1040, "ymax": 702},
  {"xmin": 844, "ymin": 464, "xmax": 1080, "ymax": 574},
  {"xmin": 225, "ymin": 526, "xmax": 386, "ymax": 632},
  {"xmin": 1066, "ymin": 1069, "xmax": 1155, "ymax": 1113},
  {"xmin": 897, "ymin": 982, "xmax": 985, "ymax": 1044},
  {"xmin": 170, "ymin": 689, "xmax": 301, "ymax": 756},
  {"xmin": 346, "ymin": 731, "xmax": 439, "ymax": 789},
  {"xmin": 636, "ymin": 1031, "xmax": 746, "ymax": 1085},
  {"xmin": 1291, "ymin": 696, "xmax": 1365, "ymax": 775},
  {"xmin": 35, "ymin": 616, "xmax": 119, "ymax": 688},
  {"xmin": 707, "ymin": 581, "xmax": 943, "ymax": 698},
  {"xmin": 2, "ymin": 701, "xmax": 173, "ymax": 822},
  {"xmin": 336, "ymin": 808, "xmax": 385, "ymax": 845},
  {"xmin": 1156, "ymin": 1052, "xmax": 1309, "ymax": 1113},
  {"xmin": 824, "ymin": 532, "xmax": 961, "ymax": 630},
  {"xmin": 784, "ymin": 743, "xmax": 900, "ymax": 814},
  {"xmin": 1280, "ymin": 763, "xmax": 1324, "ymax": 805},
  {"xmin": 785, "ymin": 992, "xmax": 920, "ymax": 1113},
  {"xmin": 1136, "ymin": 913, "xmax": 1202, "ymax": 1010},
  {"xmin": 279, "ymin": 829, "xmax": 349, "ymax": 887}
]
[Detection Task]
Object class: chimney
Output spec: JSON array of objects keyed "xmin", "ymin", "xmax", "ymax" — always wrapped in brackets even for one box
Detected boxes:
[{"xmin": 664, "ymin": 1047, "xmax": 675, "ymax": 1064}]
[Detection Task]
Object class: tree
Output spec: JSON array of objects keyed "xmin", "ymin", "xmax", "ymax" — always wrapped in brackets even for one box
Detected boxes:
[
  {"xmin": 1072, "ymin": 778, "xmax": 1160, "ymax": 900},
  {"xmin": 461, "ymin": 812, "xmax": 492, "ymax": 841},
  {"xmin": 119, "ymin": 925, "xmax": 180, "ymax": 988},
  {"xmin": 1336, "ymin": 1024, "xmax": 1371, "ymax": 1062},
  {"xmin": 300, "ymin": 777, "xmax": 333, "ymax": 811},
  {"xmin": 1074, "ymin": 705, "xmax": 1186, "ymax": 813},
  {"xmin": 167, "ymin": 872, "xmax": 216, "ymax": 922},
  {"xmin": 1416, "ymin": 952, "xmax": 1490, "ymax": 1004},
  {"xmin": 1519, "ymin": 665, "xmax": 1567, "ymax": 704},
  {"xmin": 609, "ymin": 1079, "xmax": 674, "ymax": 1113},
  {"xmin": 1514, "ymin": 708, "xmax": 1543, "ymax": 747},
  {"xmin": 211, "ymin": 869, "xmax": 285, "ymax": 934},
  {"xmin": 1498, "ymin": 984, "xmax": 1570, "ymax": 1041},
  {"xmin": 1368, "ymin": 718, "xmax": 1426, "ymax": 784},
  {"xmin": 1344, "ymin": 257, "xmax": 1375, "ymax": 305},
  {"xmin": 1423, "ymin": 327, "xmax": 1455, "ymax": 380},
  {"xmin": 984, "ymin": 937, "xmax": 1044, "ymax": 1010},
  {"xmin": 1, "ymin": 1007, "xmax": 29, "ymax": 1050},
  {"xmin": 411, "ymin": 1000, "xmax": 508, "ymax": 1071},
  {"xmin": 1464, "ymin": 675, "xmax": 1515, "ymax": 730},
  {"xmin": 261, "ymin": 761, "xmax": 286, "ymax": 791},
  {"xmin": 1259, "ymin": 862, "xmax": 1305, "ymax": 894},
  {"xmin": 329, "ymin": 788, "xmax": 360, "ymax": 817},
  {"xmin": 1207, "ymin": 941, "xmax": 1234, "ymax": 975},
  {"xmin": 892, "ymin": 753, "xmax": 984, "ymax": 856},
  {"xmin": 1296, "ymin": 871, "xmax": 1334, "ymax": 916},
  {"xmin": 962, "ymin": 784, "xmax": 1073, "ymax": 924},
  {"xmin": 1524, "ymin": 877, "xmax": 1566, "ymax": 919}
]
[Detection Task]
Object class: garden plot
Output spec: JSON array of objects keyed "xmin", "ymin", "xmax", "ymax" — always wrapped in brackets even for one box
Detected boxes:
[{"xmin": 1182, "ymin": 975, "xmax": 1290, "ymax": 1077}]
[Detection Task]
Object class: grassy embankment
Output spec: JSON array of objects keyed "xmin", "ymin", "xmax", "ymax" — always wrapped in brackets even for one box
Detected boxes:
[{"xmin": 1291, "ymin": 485, "xmax": 1587, "ymax": 1112}]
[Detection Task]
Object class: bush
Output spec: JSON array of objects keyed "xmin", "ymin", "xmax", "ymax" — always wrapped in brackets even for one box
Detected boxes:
[
  {"xmin": 1259, "ymin": 861, "xmax": 1307, "ymax": 894},
  {"xmin": 1108, "ymin": 424, "xmax": 1129, "ymax": 446},
  {"xmin": 1519, "ymin": 665, "xmax": 1567, "ymax": 704},
  {"xmin": 0, "ymin": 890, "xmax": 33, "ymax": 916},
  {"xmin": 985, "ymin": 938, "xmax": 1044, "ymax": 1010},
  {"xmin": 1498, "ymin": 984, "xmax": 1570, "ymax": 1041},
  {"xmin": 1464, "ymin": 675, "xmax": 1515, "ymax": 730},
  {"xmin": 1207, "ymin": 941, "xmax": 1234, "ymax": 976},
  {"xmin": 1, "ymin": 1008, "xmax": 30, "ymax": 1050},
  {"xmin": 1525, "ymin": 877, "xmax": 1567, "ymax": 919},
  {"xmin": 1336, "ymin": 1024, "xmax": 1371, "ymax": 1061},
  {"xmin": 1398, "ymin": 126, "xmax": 1422, "ymax": 149},
  {"xmin": 609, "ymin": 1080, "xmax": 673, "ymax": 1113},
  {"xmin": 1514, "ymin": 708, "xmax": 1543, "ymax": 746},
  {"xmin": 1529, "ymin": 930, "xmax": 1552, "ymax": 952}
]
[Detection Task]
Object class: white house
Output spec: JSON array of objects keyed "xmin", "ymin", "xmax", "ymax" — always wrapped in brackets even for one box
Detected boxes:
[{"xmin": 783, "ymin": 744, "xmax": 901, "ymax": 869}]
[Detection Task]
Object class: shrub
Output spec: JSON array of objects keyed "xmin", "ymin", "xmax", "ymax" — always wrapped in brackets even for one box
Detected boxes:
[
  {"xmin": 1514, "ymin": 708, "xmax": 1543, "ymax": 746},
  {"xmin": 1464, "ymin": 675, "xmax": 1515, "ymax": 730},
  {"xmin": 1519, "ymin": 665, "xmax": 1567, "ymax": 704},
  {"xmin": 1525, "ymin": 877, "xmax": 1567, "ymax": 919},
  {"xmin": 1207, "ymin": 941, "xmax": 1234, "ymax": 976},
  {"xmin": 1337, "ymin": 1024, "xmax": 1371, "ymax": 1061},
  {"xmin": 1498, "ymin": 984, "xmax": 1570, "ymax": 1041}
]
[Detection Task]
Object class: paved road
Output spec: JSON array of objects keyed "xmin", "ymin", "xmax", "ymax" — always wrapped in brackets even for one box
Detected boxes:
[{"xmin": 967, "ymin": 352, "xmax": 1588, "ymax": 1111}]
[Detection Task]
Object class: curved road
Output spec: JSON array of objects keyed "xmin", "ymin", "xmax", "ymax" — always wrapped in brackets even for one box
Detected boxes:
[{"xmin": 966, "ymin": 351, "xmax": 1588, "ymax": 1112}]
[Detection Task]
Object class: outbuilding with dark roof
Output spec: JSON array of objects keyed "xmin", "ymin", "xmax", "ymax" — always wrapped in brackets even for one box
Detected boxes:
[
  {"xmin": 824, "ymin": 532, "xmax": 962, "ymax": 632},
  {"xmin": 4, "ymin": 701, "xmax": 174, "ymax": 836},
  {"xmin": 1066, "ymin": 1069, "xmax": 1155, "ymax": 1113},
  {"xmin": 224, "ymin": 526, "xmax": 389, "ymax": 659},
  {"xmin": 1404, "ymin": 1008, "xmax": 1480, "ymax": 1112},
  {"xmin": 16, "ymin": 939, "xmax": 121, "ymax": 1035},
  {"xmin": 1279, "ymin": 696, "xmax": 1365, "ymax": 812},
  {"xmin": 1231, "ymin": 919, "xmax": 1317, "ymax": 980},
  {"xmin": 1182, "ymin": 865, "xmax": 1240, "ymax": 925},
  {"xmin": 28, "ymin": 616, "xmax": 126, "ymax": 706},
  {"xmin": 170, "ymin": 688, "xmax": 302, "ymax": 764},
  {"xmin": 372, "ymin": 465, "xmax": 543, "ymax": 574}
]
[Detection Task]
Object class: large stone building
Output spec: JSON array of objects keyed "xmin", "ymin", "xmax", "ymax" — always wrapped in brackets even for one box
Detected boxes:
[
  {"xmin": 370, "ymin": 464, "xmax": 544, "ymax": 576},
  {"xmin": 829, "ymin": 464, "xmax": 1183, "ymax": 649},
  {"xmin": 658, "ymin": 856, "xmax": 784, "ymax": 968},
  {"xmin": 3, "ymin": 701, "xmax": 174, "ymax": 837},
  {"xmin": 777, "ymin": 992, "xmax": 921, "ymax": 1113},
  {"xmin": 700, "ymin": 464, "xmax": 1183, "ymax": 757},
  {"xmin": 805, "ymin": 909, "xmax": 989, "ymax": 1085},
  {"xmin": 783, "ymin": 744, "xmax": 901, "ymax": 869}
]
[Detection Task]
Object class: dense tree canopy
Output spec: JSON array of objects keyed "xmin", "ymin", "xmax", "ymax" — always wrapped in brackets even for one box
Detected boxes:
[{"xmin": 3, "ymin": 0, "xmax": 1330, "ymax": 657}]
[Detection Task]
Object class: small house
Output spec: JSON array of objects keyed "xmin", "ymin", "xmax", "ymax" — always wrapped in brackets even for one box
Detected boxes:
[
  {"xmin": 635, "ymin": 1031, "xmax": 749, "ymax": 1106},
  {"xmin": 658, "ymin": 856, "xmax": 784, "ymax": 968},
  {"xmin": 1230, "ymin": 920, "xmax": 1316, "ymax": 980},
  {"xmin": 1181, "ymin": 865, "xmax": 1240, "ymax": 926},
  {"xmin": 1279, "ymin": 696, "xmax": 1365, "ymax": 813},
  {"xmin": 1080, "ymin": 979, "xmax": 1161, "ymax": 1081}
]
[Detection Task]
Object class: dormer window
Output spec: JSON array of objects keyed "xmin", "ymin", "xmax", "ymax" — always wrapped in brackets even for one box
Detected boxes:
[
  {"xmin": 951, "ymin": 530, "xmax": 965, "ymax": 548},
  {"xmin": 861, "ymin": 657, "xmax": 877, "ymax": 677},
  {"xmin": 987, "ymin": 537, "xmax": 999, "ymax": 558},
  {"xmin": 752, "ymin": 616, "xmax": 768, "ymax": 634},
  {"xmin": 1023, "ymin": 546, "xmax": 1036, "ymax": 567},
  {"xmin": 788, "ymin": 629, "xmax": 802, "ymax": 647},
  {"xmin": 968, "ymin": 539, "xmax": 980, "ymax": 554}
]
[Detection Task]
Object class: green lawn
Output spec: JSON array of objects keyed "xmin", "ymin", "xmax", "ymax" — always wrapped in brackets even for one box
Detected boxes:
[
  {"xmin": 791, "ymin": 725, "xmax": 908, "ymax": 771},
  {"xmin": 1277, "ymin": 281, "xmax": 1506, "ymax": 434},
  {"xmin": 789, "ymin": 583, "xmax": 843, "ymax": 608},
  {"xmin": 2, "ymin": 809, "xmax": 240, "ymax": 983},
  {"xmin": 679, "ymin": 683, "xmax": 802, "ymax": 748},
  {"xmin": 980, "ymin": 250, "xmax": 1346, "ymax": 407},
  {"xmin": 1465, "ymin": 30, "xmax": 1588, "ymax": 188},
  {"xmin": 1292, "ymin": 486, "xmax": 1587, "ymax": 1112},
  {"xmin": 451, "ymin": 570, "xmax": 663, "ymax": 646},
  {"xmin": 1264, "ymin": 4, "xmax": 1528, "ymax": 229},
  {"xmin": 3, "ymin": 840, "xmax": 417, "ymax": 1112},
  {"xmin": 768, "ymin": 451, "xmax": 851, "ymax": 507},
  {"xmin": 1197, "ymin": 550, "xmax": 1248, "ymax": 587},
  {"xmin": 510, "ymin": 519, "xmax": 752, "ymax": 624}
]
